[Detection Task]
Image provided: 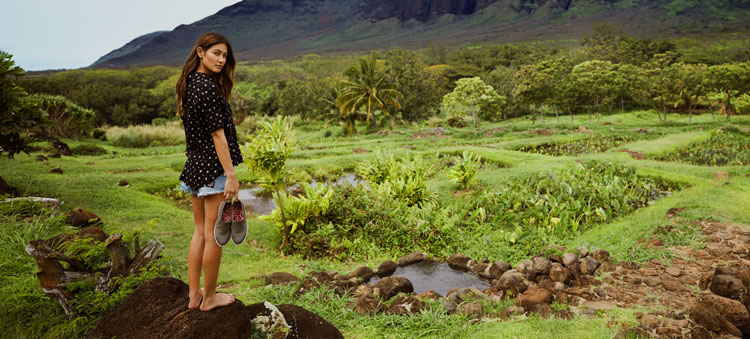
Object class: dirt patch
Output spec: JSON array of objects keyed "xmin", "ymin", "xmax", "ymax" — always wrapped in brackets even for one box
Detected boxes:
[
  {"xmin": 484, "ymin": 127, "xmax": 505, "ymax": 137},
  {"xmin": 352, "ymin": 148, "xmax": 371, "ymax": 154},
  {"xmin": 529, "ymin": 128, "xmax": 554, "ymax": 136},
  {"xmin": 87, "ymin": 277, "xmax": 343, "ymax": 339},
  {"xmin": 411, "ymin": 128, "xmax": 448, "ymax": 139},
  {"xmin": 618, "ymin": 149, "xmax": 645, "ymax": 160}
]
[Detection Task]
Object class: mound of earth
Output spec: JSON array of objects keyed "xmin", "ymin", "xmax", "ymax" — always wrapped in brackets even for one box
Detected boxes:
[{"xmin": 86, "ymin": 277, "xmax": 343, "ymax": 339}]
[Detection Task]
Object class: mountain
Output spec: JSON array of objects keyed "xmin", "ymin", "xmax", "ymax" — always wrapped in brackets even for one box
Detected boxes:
[{"xmin": 92, "ymin": 0, "xmax": 750, "ymax": 68}]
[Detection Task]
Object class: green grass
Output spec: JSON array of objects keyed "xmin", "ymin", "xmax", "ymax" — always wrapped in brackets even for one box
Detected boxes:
[{"xmin": 1, "ymin": 110, "xmax": 749, "ymax": 338}]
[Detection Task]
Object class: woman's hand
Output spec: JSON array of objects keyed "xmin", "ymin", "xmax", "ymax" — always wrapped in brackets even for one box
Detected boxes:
[{"xmin": 224, "ymin": 173, "xmax": 239, "ymax": 202}]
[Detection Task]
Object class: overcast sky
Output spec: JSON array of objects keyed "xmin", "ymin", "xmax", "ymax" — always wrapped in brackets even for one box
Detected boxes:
[{"xmin": 0, "ymin": 0, "xmax": 240, "ymax": 71}]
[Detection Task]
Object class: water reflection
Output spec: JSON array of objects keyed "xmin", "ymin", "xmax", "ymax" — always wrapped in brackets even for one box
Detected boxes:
[{"xmin": 370, "ymin": 261, "xmax": 492, "ymax": 296}]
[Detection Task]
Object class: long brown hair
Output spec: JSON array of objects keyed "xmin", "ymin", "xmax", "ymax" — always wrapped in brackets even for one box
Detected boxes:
[{"xmin": 175, "ymin": 32, "xmax": 236, "ymax": 116}]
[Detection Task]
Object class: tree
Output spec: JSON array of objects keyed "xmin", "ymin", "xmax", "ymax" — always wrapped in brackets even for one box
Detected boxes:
[
  {"xmin": 570, "ymin": 60, "xmax": 618, "ymax": 123},
  {"xmin": 671, "ymin": 62, "xmax": 708, "ymax": 124},
  {"xmin": 336, "ymin": 52, "xmax": 403, "ymax": 129},
  {"xmin": 484, "ymin": 66, "xmax": 517, "ymax": 120},
  {"xmin": 26, "ymin": 94, "xmax": 96, "ymax": 139},
  {"xmin": 0, "ymin": 51, "xmax": 48, "ymax": 158},
  {"xmin": 442, "ymin": 77, "xmax": 505, "ymax": 128},
  {"xmin": 707, "ymin": 62, "xmax": 750, "ymax": 121},
  {"xmin": 384, "ymin": 49, "xmax": 445, "ymax": 122},
  {"xmin": 514, "ymin": 58, "xmax": 573, "ymax": 123},
  {"xmin": 243, "ymin": 116, "xmax": 295, "ymax": 247},
  {"xmin": 278, "ymin": 77, "xmax": 337, "ymax": 120},
  {"xmin": 643, "ymin": 52, "xmax": 679, "ymax": 122}
]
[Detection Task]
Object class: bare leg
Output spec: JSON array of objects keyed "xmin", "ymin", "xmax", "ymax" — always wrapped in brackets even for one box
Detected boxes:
[
  {"xmin": 188, "ymin": 194, "xmax": 205, "ymax": 309},
  {"xmin": 200, "ymin": 193, "xmax": 235, "ymax": 311}
]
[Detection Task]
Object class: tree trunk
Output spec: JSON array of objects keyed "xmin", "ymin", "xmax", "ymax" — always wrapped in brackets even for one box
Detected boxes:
[
  {"xmin": 471, "ymin": 102, "xmax": 477, "ymax": 128},
  {"xmin": 662, "ymin": 105, "xmax": 667, "ymax": 122},
  {"xmin": 688, "ymin": 106, "xmax": 692, "ymax": 124},
  {"xmin": 726, "ymin": 100, "xmax": 732, "ymax": 121},
  {"xmin": 587, "ymin": 107, "xmax": 591, "ymax": 123},
  {"xmin": 555, "ymin": 108, "xmax": 559, "ymax": 124}
]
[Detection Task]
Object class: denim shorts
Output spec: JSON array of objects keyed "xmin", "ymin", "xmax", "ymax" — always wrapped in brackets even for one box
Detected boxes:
[{"xmin": 179, "ymin": 172, "xmax": 226, "ymax": 197}]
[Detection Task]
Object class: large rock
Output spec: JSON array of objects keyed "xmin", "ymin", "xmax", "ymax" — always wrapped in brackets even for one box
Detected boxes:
[
  {"xmin": 549, "ymin": 264, "xmax": 570, "ymax": 283},
  {"xmin": 690, "ymin": 307, "xmax": 743, "ymax": 337},
  {"xmin": 493, "ymin": 271, "xmax": 530, "ymax": 297},
  {"xmin": 397, "ymin": 252, "xmax": 425, "ymax": 266},
  {"xmin": 698, "ymin": 294, "xmax": 750, "ymax": 330},
  {"xmin": 347, "ymin": 295, "xmax": 385, "ymax": 315},
  {"xmin": 86, "ymin": 277, "xmax": 343, "ymax": 339},
  {"xmin": 387, "ymin": 295, "xmax": 424, "ymax": 315},
  {"xmin": 710, "ymin": 274, "xmax": 748, "ymax": 302},
  {"xmin": 516, "ymin": 285, "xmax": 553, "ymax": 311},
  {"xmin": 457, "ymin": 301, "xmax": 484, "ymax": 319},
  {"xmin": 580, "ymin": 256, "xmax": 601, "ymax": 276},
  {"xmin": 376, "ymin": 260, "xmax": 398, "ymax": 277},
  {"xmin": 263, "ymin": 272, "xmax": 299, "ymax": 286},
  {"xmin": 447, "ymin": 253, "xmax": 471, "ymax": 271},
  {"xmin": 372, "ymin": 276, "xmax": 413, "ymax": 300},
  {"xmin": 532, "ymin": 257, "xmax": 552, "ymax": 275},
  {"xmin": 487, "ymin": 260, "xmax": 511, "ymax": 279},
  {"xmin": 590, "ymin": 249, "xmax": 610, "ymax": 262},
  {"xmin": 561, "ymin": 252, "xmax": 579, "ymax": 269},
  {"xmin": 347, "ymin": 266, "xmax": 375, "ymax": 282},
  {"xmin": 65, "ymin": 208, "xmax": 102, "ymax": 228}
]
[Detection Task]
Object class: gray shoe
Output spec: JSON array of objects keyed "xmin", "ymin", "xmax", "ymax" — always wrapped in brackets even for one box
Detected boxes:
[
  {"xmin": 214, "ymin": 201, "xmax": 232, "ymax": 247},
  {"xmin": 230, "ymin": 200, "xmax": 247, "ymax": 245}
]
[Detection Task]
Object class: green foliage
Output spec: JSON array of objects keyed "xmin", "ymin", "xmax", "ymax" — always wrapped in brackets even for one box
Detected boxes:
[
  {"xmin": 653, "ymin": 128, "xmax": 750, "ymax": 166},
  {"xmin": 442, "ymin": 77, "xmax": 505, "ymax": 128},
  {"xmin": 384, "ymin": 49, "xmax": 446, "ymax": 121},
  {"xmin": 260, "ymin": 183, "xmax": 333, "ymax": 235},
  {"xmin": 70, "ymin": 144, "xmax": 108, "ymax": 156},
  {"xmin": 0, "ymin": 199, "xmax": 49, "ymax": 217},
  {"xmin": 0, "ymin": 51, "xmax": 49, "ymax": 158},
  {"xmin": 106, "ymin": 122, "xmax": 185, "ymax": 148},
  {"xmin": 518, "ymin": 135, "xmax": 630, "ymax": 156},
  {"xmin": 277, "ymin": 77, "xmax": 338, "ymax": 120},
  {"xmin": 356, "ymin": 151, "xmax": 434, "ymax": 207},
  {"xmin": 447, "ymin": 151, "xmax": 481, "ymax": 190}
]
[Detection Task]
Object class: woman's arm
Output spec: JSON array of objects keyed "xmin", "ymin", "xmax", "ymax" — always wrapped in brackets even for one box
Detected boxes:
[{"xmin": 211, "ymin": 128, "xmax": 239, "ymax": 201}]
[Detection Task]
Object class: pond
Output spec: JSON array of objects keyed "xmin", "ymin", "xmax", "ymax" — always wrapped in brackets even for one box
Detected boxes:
[{"xmin": 370, "ymin": 261, "xmax": 492, "ymax": 296}]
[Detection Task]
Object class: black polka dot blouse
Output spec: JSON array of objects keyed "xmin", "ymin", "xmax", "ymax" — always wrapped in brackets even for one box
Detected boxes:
[{"xmin": 179, "ymin": 72, "xmax": 244, "ymax": 190}]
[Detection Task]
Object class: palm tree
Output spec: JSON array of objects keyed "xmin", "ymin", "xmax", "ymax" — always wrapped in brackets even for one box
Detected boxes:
[{"xmin": 336, "ymin": 52, "xmax": 403, "ymax": 130}]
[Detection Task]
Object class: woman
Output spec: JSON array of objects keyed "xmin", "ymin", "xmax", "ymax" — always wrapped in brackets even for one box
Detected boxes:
[{"xmin": 175, "ymin": 32, "xmax": 244, "ymax": 311}]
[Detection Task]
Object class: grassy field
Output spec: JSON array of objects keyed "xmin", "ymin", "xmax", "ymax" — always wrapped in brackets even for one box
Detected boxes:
[{"xmin": 1, "ymin": 110, "xmax": 749, "ymax": 338}]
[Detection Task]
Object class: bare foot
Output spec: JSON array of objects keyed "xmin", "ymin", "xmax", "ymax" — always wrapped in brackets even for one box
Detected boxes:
[
  {"xmin": 188, "ymin": 287, "xmax": 204, "ymax": 309},
  {"xmin": 200, "ymin": 293, "xmax": 235, "ymax": 311}
]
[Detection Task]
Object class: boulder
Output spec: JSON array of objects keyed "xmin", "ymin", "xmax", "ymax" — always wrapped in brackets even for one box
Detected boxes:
[
  {"xmin": 65, "ymin": 208, "xmax": 102, "ymax": 228},
  {"xmin": 532, "ymin": 257, "xmax": 552, "ymax": 275},
  {"xmin": 376, "ymin": 260, "xmax": 398, "ymax": 277},
  {"xmin": 500, "ymin": 306, "xmax": 525, "ymax": 318},
  {"xmin": 549, "ymin": 264, "xmax": 570, "ymax": 283},
  {"xmin": 516, "ymin": 285, "xmax": 553, "ymax": 311},
  {"xmin": 446, "ymin": 287, "xmax": 485, "ymax": 304},
  {"xmin": 690, "ymin": 307, "xmax": 742, "ymax": 337},
  {"xmin": 353, "ymin": 285, "xmax": 375, "ymax": 298},
  {"xmin": 347, "ymin": 266, "xmax": 375, "ymax": 282},
  {"xmin": 457, "ymin": 301, "xmax": 484, "ymax": 319},
  {"xmin": 697, "ymin": 294, "xmax": 750, "ymax": 330},
  {"xmin": 397, "ymin": 252, "xmax": 425, "ymax": 266},
  {"xmin": 87, "ymin": 277, "xmax": 343, "ymax": 339},
  {"xmin": 443, "ymin": 300, "xmax": 458, "ymax": 314},
  {"xmin": 710, "ymin": 274, "xmax": 747, "ymax": 302},
  {"xmin": 387, "ymin": 295, "xmax": 424, "ymax": 315},
  {"xmin": 590, "ymin": 249, "xmax": 610, "ymax": 262},
  {"xmin": 264, "ymin": 272, "xmax": 299, "ymax": 286},
  {"xmin": 562, "ymin": 252, "xmax": 579, "ymax": 269},
  {"xmin": 575, "ymin": 246, "xmax": 589, "ymax": 257},
  {"xmin": 447, "ymin": 253, "xmax": 471, "ymax": 271},
  {"xmin": 493, "ymin": 271, "xmax": 530, "ymax": 296},
  {"xmin": 487, "ymin": 260, "xmax": 511, "ymax": 279},
  {"xmin": 415, "ymin": 290, "xmax": 443, "ymax": 300},
  {"xmin": 347, "ymin": 295, "xmax": 385, "ymax": 315},
  {"xmin": 580, "ymin": 256, "xmax": 601, "ymax": 276},
  {"xmin": 373, "ymin": 276, "xmax": 413, "ymax": 300}
]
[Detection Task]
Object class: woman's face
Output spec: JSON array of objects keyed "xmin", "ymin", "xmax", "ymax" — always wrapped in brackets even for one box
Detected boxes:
[{"xmin": 196, "ymin": 43, "xmax": 228, "ymax": 74}]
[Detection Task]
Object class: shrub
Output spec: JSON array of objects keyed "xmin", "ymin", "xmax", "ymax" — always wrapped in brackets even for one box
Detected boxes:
[
  {"xmin": 106, "ymin": 122, "xmax": 184, "ymax": 148},
  {"xmin": 357, "ymin": 151, "xmax": 434, "ymax": 207},
  {"xmin": 71, "ymin": 144, "xmax": 108, "ymax": 156},
  {"xmin": 92, "ymin": 129, "xmax": 107, "ymax": 140},
  {"xmin": 447, "ymin": 151, "xmax": 480, "ymax": 190},
  {"xmin": 151, "ymin": 117, "xmax": 168, "ymax": 126},
  {"xmin": 445, "ymin": 116, "xmax": 467, "ymax": 128},
  {"xmin": 26, "ymin": 94, "xmax": 96, "ymax": 139}
]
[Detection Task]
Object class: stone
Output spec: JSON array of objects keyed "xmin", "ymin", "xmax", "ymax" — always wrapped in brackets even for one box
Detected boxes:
[
  {"xmin": 376, "ymin": 260, "xmax": 397, "ymax": 277},
  {"xmin": 415, "ymin": 290, "xmax": 443, "ymax": 300},
  {"xmin": 562, "ymin": 252, "xmax": 579, "ymax": 269},
  {"xmin": 447, "ymin": 253, "xmax": 471, "ymax": 271},
  {"xmin": 582, "ymin": 300, "xmax": 615, "ymax": 311},
  {"xmin": 516, "ymin": 285, "xmax": 553, "ymax": 311},
  {"xmin": 387, "ymin": 296, "xmax": 424, "ymax": 315},
  {"xmin": 443, "ymin": 300, "xmax": 457, "ymax": 314},
  {"xmin": 655, "ymin": 326, "xmax": 681, "ymax": 336},
  {"xmin": 698, "ymin": 294, "xmax": 750, "ymax": 329},
  {"xmin": 665, "ymin": 267, "xmax": 681, "ymax": 277},
  {"xmin": 500, "ymin": 306, "xmax": 524, "ymax": 318},
  {"xmin": 620, "ymin": 261, "xmax": 640, "ymax": 270},
  {"xmin": 591, "ymin": 249, "xmax": 610, "ymax": 262},
  {"xmin": 644, "ymin": 277, "xmax": 661, "ymax": 287},
  {"xmin": 373, "ymin": 276, "xmax": 413, "ymax": 300},
  {"xmin": 640, "ymin": 313, "xmax": 661, "ymax": 327},
  {"xmin": 549, "ymin": 264, "xmax": 570, "ymax": 283},
  {"xmin": 487, "ymin": 260, "xmax": 511, "ymax": 279},
  {"xmin": 470, "ymin": 262, "xmax": 489, "ymax": 276},
  {"xmin": 575, "ymin": 246, "xmax": 589, "ymax": 257},
  {"xmin": 710, "ymin": 274, "xmax": 747, "ymax": 302},
  {"xmin": 516, "ymin": 259, "xmax": 533, "ymax": 274},
  {"xmin": 347, "ymin": 266, "xmax": 375, "ymax": 282},
  {"xmin": 446, "ymin": 287, "xmax": 485, "ymax": 304},
  {"xmin": 347, "ymin": 295, "xmax": 384, "ymax": 315},
  {"xmin": 65, "ymin": 208, "xmax": 102, "ymax": 228},
  {"xmin": 532, "ymin": 257, "xmax": 552, "ymax": 275},
  {"xmin": 118, "ymin": 179, "xmax": 129, "ymax": 187},
  {"xmin": 49, "ymin": 153, "xmax": 61, "ymax": 158},
  {"xmin": 690, "ymin": 307, "xmax": 742, "ymax": 337},
  {"xmin": 493, "ymin": 271, "xmax": 530, "ymax": 297},
  {"xmin": 457, "ymin": 301, "xmax": 484, "ymax": 319},
  {"xmin": 397, "ymin": 252, "xmax": 425, "ymax": 266},
  {"xmin": 353, "ymin": 285, "xmax": 375, "ymax": 297},
  {"xmin": 713, "ymin": 170, "xmax": 730, "ymax": 181},
  {"xmin": 50, "ymin": 168, "xmax": 63, "ymax": 174},
  {"xmin": 264, "ymin": 272, "xmax": 299, "ymax": 286},
  {"xmin": 662, "ymin": 280, "xmax": 684, "ymax": 292},
  {"xmin": 580, "ymin": 256, "xmax": 601, "ymax": 276}
]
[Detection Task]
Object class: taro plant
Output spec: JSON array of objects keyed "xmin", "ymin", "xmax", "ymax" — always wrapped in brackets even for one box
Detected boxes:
[
  {"xmin": 260, "ymin": 183, "xmax": 333, "ymax": 236},
  {"xmin": 358, "ymin": 151, "xmax": 434, "ymax": 207},
  {"xmin": 243, "ymin": 116, "xmax": 296, "ymax": 246},
  {"xmin": 447, "ymin": 151, "xmax": 481, "ymax": 190},
  {"xmin": 653, "ymin": 128, "xmax": 750, "ymax": 166}
]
